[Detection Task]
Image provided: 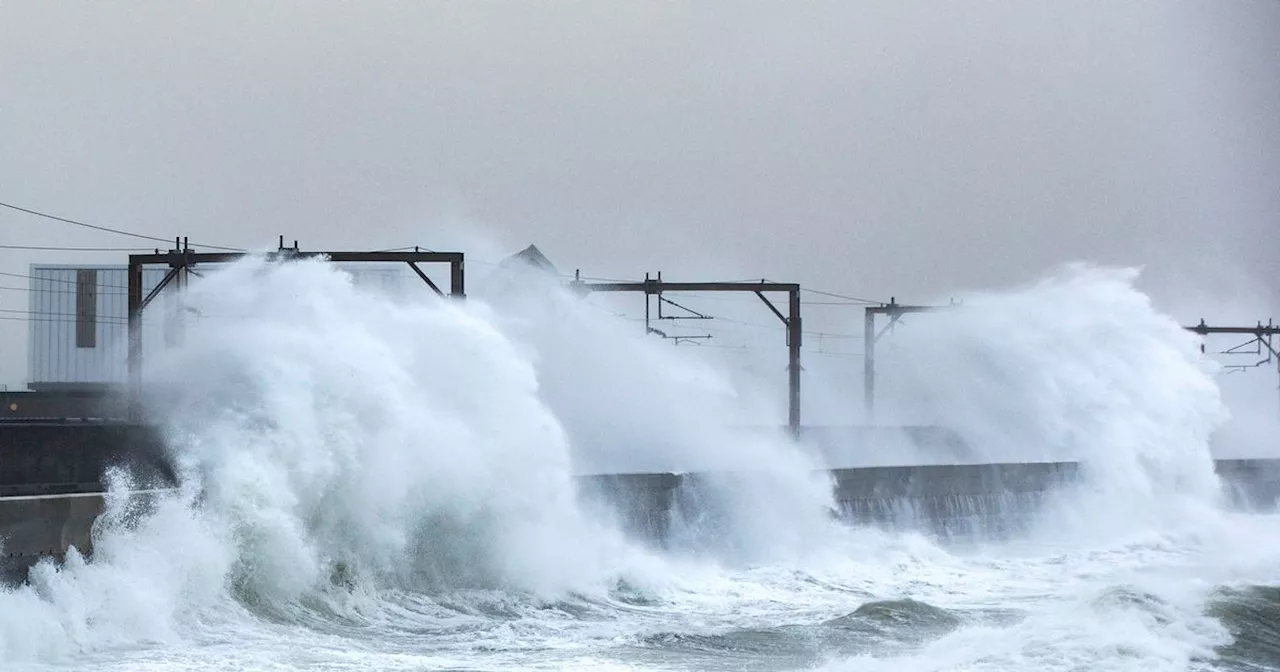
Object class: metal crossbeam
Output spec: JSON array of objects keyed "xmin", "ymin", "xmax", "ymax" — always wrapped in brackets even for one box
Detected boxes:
[
  {"xmin": 126, "ymin": 250, "xmax": 465, "ymax": 266},
  {"xmin": 580, "ymin": 280, "xmax": 799, "ymax": 293},
  {"xmin": 1184, "ymin": 320, "xmax": 1280, "ymax": 337},
  {"xmin": 1184, "ymin": 319, "xmax": 1280, "ymax": 414}
]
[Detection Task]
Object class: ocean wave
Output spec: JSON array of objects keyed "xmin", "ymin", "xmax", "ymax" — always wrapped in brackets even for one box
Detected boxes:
[{"xmin": 1209, "ymin": 584, "xmax": 1280, "ymax": 671}]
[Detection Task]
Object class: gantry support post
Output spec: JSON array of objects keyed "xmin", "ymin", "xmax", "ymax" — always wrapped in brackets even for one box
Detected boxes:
[
  {"xmin": 450, "ymin": 257, "xmax": 465, "ymax": 299},
  {"xmin": 127, "ymin": 256, "xmax": 144, "ymax": 421},
  {"xmin": 862, "ymin": 298, "xmax": 945, "ymax": 424},
  {"xmin": 863, "ymin": 306, "xmax": 876, "ymax": 422},
  {"xmin": 787, "ymin": 287, "xmax": 802, "ymax": 435}
]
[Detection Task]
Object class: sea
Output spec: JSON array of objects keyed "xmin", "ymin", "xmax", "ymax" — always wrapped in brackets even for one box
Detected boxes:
[{"xmin": 0, "ymin": 258, "xmax": 1275, "ymax": 672}]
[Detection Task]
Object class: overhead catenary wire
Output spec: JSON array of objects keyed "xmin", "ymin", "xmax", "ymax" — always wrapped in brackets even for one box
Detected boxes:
[
  {"xmin": 3, "ymin": 207, "xmax": 885, "ymax": 304},
  {"xmin": 0, "ymin": 307, "xmax": 127, "ymax": 323},
  {"xmin": 0, "ymin": 244, "xmax": 155, "ymax": 252},
  {"xmin": 794, "ymin": 286, "xmax": 884, "ymax": 305},
  {"xmin": 6, "ymin": 229, "xmax": 880, "ymax": 306},
  {"xmin": 0, "ymin": 315, "xmax": 113, "ymax": 324},
  {"xmin": 0, "ymin": 270, "xmax": 133, "ymax": 292},
  {"xmin": 3, "ymin": 236, "xmax": 878, "ymax": 343},
  {"xmin": 0, "ymin": 200, "xmax": 245, "ymax": 252}
]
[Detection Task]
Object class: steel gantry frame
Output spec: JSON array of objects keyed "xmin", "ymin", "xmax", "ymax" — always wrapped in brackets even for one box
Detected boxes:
[
  {"xmin": 569, "ymin": 272, "xmax": 804, "ymax": 435},
  {"xmin": 1184, "ymin": 319, "xmax": 1280, "ymax": 413},
  {"xmin": 863, "ymin": 298, "xmax": 946, "ymax": 422},
  {"xmin": 126, "ymin": 237, "xmax": 465, "ymax": 411}
]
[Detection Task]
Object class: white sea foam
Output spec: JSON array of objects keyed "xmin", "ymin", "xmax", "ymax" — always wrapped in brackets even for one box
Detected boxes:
[
  {"xmin": 0, "ymin": 256, "xmax": 836, "ymax": 665},
  {"xmin": 879, "ymin": 265, "xmax": 1228, "ymax": 535},
  {"xmin": 0, "ymin": 260, "xmax": 1272, "ymax": 672}
]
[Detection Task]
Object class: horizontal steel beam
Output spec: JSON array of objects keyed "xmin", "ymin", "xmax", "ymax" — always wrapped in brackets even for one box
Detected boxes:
[
  {"xmin": 578, "ymin": 281, "xmax": 799, "ymax": 293},
  {"xmin": 128, "ymin": 251, "xmax": 464, "ymax": 265},
  {"xmin": 1184, "ymin": 324, "xmax": 1280, "ymax": 336},
  {"xmin": 865, "ymin": 304, "xmax": 939, "ymax": 315}
]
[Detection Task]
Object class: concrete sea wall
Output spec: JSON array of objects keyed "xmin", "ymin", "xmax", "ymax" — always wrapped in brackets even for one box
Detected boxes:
[
  {"xmin": 0, "ymin": 492, "xmax": 103, "ymax": 581},
  {"xmin": 580, "ymin": 459, "xmax": 1279, "ymax": 542},
  {"xmin": 2, "ymin": 420, "xmax": 1279, "ymax": 583},
  {"xmin": 4, "ymin": 461, "xmax": 1279, "ymax": 583},
  {"xmin": 0, "ymin": 421, "xmax": 174, "ymax": 497}
]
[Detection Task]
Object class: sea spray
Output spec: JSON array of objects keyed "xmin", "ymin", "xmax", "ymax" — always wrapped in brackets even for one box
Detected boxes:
[
  {"xmin": 0, "ymin": 255, "xmax": 637, "ymax": 663},
  {"xmin": 0, "ymin": 254, "xmax": 856, "ymax": 665},
  {"xmin": 136, "ymin": 255, "xmax": 837, "ymax": 598},
  {"xmin": 140, "ymin": 256, "xmax": 649, "ymax": 601},
  {"xmin": 0, "ymin": 475, "xmax": 234, "ymax": 663},
  {"xmin": 879, "ymin": 264, "xmax": 1228, "ymax": 538},
  {"xmin": 478, "ymin": 260, "xmax": 841, "ymax": 564},
  {"xmin": 0, "ymin": 259, "xmax": 1275, "ymax": 671}
]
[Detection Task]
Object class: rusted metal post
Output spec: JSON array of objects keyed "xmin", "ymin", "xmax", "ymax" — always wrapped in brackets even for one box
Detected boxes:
[
  {"xmin": 787, "ymin": 288, "xmax": 802, "ymax": 436},
  {"xmin": 450, "ymin": 258, "xmax": 465, "ymax": 299},
  {"xmin": 127, "ymin": 256, "xmax": 144, "ymax": 420},
  {"xmin": 863, "ymin": 307, "xmax": 876, "ymax": 423}
]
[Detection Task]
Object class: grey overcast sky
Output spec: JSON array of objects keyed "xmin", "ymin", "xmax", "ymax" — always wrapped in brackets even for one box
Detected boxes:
[{"xmin": 1, "ymin": 1, "xmax": 1278, "ymax": 389}]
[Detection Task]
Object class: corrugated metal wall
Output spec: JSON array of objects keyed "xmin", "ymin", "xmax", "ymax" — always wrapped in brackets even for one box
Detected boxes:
[
  {"xmin": 27, "ymin": 263, "xmax": 412, "ymax": 387},
  {"xmin": 27, "ymin": 266, "xmax": 168, "ymax": 388}
]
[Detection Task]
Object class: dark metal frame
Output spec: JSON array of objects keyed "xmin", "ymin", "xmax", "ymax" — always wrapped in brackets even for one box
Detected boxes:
[
  {"xmin": 1185, "ymin": 319, "xmax": 1280, "ymax": 413},
  {"xmin": 863, "ymin": 298, "xmax": 945, "ymax": 421},
  {"xmin": 569, "ymin": 272, "xmax": 803, "ymax": 435},
  {"xmin": 126, "ymin": 238, "xmax": 465, "ymax": 406}
]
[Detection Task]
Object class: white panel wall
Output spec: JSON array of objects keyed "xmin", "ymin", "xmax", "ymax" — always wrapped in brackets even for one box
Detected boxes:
[
  {"xmin": 27, "ymin": 262, "xmax": 417, "ymax": 387},
  {"xmin": 27, "ymin": 266, "xmax": 168, "ymax": 387}
]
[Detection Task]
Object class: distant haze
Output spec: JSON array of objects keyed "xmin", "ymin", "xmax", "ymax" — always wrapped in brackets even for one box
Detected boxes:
[{"xmin": 2, "ymin": 1, "xmax": 1277, "ymax": 392}]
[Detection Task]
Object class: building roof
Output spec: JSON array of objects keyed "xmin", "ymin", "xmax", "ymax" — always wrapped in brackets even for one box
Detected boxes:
[{"xmin": 497, "ymin": 245, "xmax": 559, "ymax": 275}]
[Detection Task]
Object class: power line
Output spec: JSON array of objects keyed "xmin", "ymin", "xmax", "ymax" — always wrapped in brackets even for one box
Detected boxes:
[
  {"xmin": 0, "ymin": 200, "xmax": 244, "ymax": 252},
  {"xmin": 0, "ymin": 307, "xmax": 126, "ymax": 323},
  {"xmin": 0, "ymin": 270, "xmax": 132, "ymax": 291},
  {"xmin": 0, "ymin": 244, "xmax": 153, "ymax": 252},
  {"xmin": 0, "ymin": 284, "xmax": 131, "ymax": 297},
  {"xmin": 795, "ymin": 286, "xmax": 883, "ymax": 305},
  {"xmin": 381, "ymin": 245, "xmax": 444, "ymax": 253},
  {"xmin": 0, "ymin": 315, "xmax": 96, "ymax": 324}
]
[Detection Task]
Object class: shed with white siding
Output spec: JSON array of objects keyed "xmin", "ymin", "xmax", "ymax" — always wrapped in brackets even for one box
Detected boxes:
[{"xmin": 26, "ymin": 262, "xmax": 409, "ymax": 389}]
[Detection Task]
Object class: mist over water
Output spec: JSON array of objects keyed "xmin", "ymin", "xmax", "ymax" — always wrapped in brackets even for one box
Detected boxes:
[
  {"xmin": 878, "ymin": 266, "xmax": 1229, "ymax": 530},
  {"xmin": 0, "ymin": 258, "xmax": 1276, "ymax": 671}
]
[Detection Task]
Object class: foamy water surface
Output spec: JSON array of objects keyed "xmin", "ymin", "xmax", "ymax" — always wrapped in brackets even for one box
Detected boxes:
[{"xmin": 1, "ymin": 259, "xmax": 1274, "ymax": 672}]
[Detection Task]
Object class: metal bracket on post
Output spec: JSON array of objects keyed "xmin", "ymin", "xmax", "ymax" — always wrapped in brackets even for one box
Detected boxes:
[{"xmin": 1184, "ymin": 319, "xmax": 1280, "ymax": 416}]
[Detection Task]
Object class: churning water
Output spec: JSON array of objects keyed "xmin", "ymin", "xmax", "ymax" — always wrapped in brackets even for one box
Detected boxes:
[{"xmin": 1, "ymin": 259, "xmax": 1277, "ymax": 671}]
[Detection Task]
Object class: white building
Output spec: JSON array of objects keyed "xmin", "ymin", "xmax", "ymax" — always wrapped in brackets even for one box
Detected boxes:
[{"xmin": 26, "ymin": 262, "xmax": 408, "ymax": 390}]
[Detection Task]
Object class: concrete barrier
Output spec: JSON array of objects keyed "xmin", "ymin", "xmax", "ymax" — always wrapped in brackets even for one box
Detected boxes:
[
  {"xmin": 578, "ymin": 460, "xmax": 1280, "ymax": 544},
  {"xmin": 0, "ymin": 490, "xmax": 165, "ymax": 584},
  {"xmin": 0, "ymin": 492, "xmax": 97, "ymax": 583},
  {"xmin": 2, "ymin": 416, "xmax": 1278, "ymax": 583},
  {"xmin": 5, "ymin": 460, "xmax": 1279, "ymax": 571},
  {"xmin": 0, "ymin": 421, "xmax": 174, "ymax": 497}
]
